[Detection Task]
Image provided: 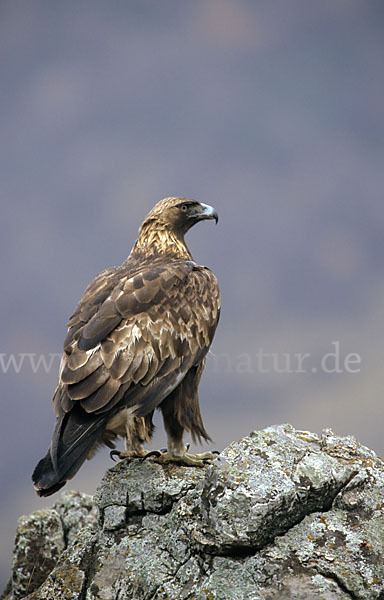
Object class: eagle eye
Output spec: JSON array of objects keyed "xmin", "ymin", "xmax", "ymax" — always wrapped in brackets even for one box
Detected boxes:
[{"xmin": 179, "ymin": 201, "xmax": 197, "ymax": 214}]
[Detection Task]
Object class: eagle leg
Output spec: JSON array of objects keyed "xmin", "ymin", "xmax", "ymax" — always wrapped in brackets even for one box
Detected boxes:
[{"xmin": 109, "ymin": 410, "xmax": 156, "ymax": 462}]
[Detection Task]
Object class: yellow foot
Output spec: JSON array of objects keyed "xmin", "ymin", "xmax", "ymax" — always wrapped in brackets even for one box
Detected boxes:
[
  {"xmin": 110, "ymin": 449, "xmax": 147, "ymax": 462},
  {"xmin": 146, "ymin": 450, "xmax": 219, "ymax": 467}
]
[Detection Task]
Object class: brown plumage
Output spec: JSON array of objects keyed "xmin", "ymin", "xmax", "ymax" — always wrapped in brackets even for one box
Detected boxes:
[{"xmin": 33, "ymin": 197, "xmax": 220, "ymax": 496}]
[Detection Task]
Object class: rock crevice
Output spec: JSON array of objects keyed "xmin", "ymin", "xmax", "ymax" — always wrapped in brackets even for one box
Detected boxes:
[{"xmin": 3, "ymin": 424, "xmax": 384, "ymax": 600}]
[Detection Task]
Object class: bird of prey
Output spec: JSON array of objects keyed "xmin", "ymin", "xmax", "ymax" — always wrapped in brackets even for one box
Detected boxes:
[{"xmin": 32, "ymin": 197, "xmax": 220, "ymax": 497}]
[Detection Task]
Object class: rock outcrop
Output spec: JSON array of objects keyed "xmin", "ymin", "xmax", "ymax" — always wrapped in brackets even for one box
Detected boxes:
[{"xmin": 3, "ymin": 424, "xmax": 384, "ymax": 599}]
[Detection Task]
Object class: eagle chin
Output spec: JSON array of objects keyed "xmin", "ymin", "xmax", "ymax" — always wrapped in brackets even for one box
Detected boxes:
[{"xmin": 32, "ymin": 197, "xmax": 220, "ymax": 497}]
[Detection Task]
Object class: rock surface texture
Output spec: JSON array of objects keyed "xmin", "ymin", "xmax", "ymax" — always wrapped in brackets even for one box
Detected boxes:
[{"xmin": 3, "ymin": 424, "xmax": 384, "ymax": 599}]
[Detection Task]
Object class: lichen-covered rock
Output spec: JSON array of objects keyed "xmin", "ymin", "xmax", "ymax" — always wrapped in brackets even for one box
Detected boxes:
[
  {"xmin": 11, "ymin": 508, "xmax": 65, "ymax": 600},
  {"xmin": 3, "ymin": 425, "xmax": 384, "ymax": 599},
  {"xmin": 4, "ymin": 491, "xmax": 97, "ymax": 599}
]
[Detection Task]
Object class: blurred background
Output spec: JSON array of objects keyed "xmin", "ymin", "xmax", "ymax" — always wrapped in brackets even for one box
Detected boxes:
[{"xmin": 1, "ymin": 0, "xmax": 384, "ymax": 588}]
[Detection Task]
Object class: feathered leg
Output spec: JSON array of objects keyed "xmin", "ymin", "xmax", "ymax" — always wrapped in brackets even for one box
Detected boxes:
[
  {"xmin": 109, "ymin": 409, "xmax": 154, "ymax": 461},
  {"xmin": 153, "ymin": 372, "xmax": 218, "ymax": 466}
]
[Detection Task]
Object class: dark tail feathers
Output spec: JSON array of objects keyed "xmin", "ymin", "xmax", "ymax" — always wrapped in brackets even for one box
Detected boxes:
[{"xmin": 32, "ymin": 405, "xmax": 107, "ymax": 497}]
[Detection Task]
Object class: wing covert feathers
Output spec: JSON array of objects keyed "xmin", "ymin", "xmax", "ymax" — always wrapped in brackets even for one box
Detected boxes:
[{"xmin": 55, "ymin": 261, "xmax": 220, "ymax": 417}]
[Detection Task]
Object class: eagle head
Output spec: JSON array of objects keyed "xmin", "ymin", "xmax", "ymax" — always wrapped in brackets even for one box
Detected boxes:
[{"xmin": 142, "ymin": 197, "xmax": 218, "ymax": 234}]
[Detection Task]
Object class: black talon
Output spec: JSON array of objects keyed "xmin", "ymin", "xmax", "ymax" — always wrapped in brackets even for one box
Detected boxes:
[
  {"xmin": 160, "ymin": 447, "xmax": 167, "ymax": 453},
  {"xmin": 110, "ymin": 450, "xmax": 122, "ymax": 462},
  {"xmin": 141, "ymin": 450, "xmax": 162, "ymax": 461},
  {"xmin": 185, "ymin": 443, "xmax": 190, "ymax": 451},
  {"xmin": 212, "ymin": 450, "xmax": 220, "ymax": 455},
  {"xmin": 203, "ymin": 459, "xmax": 211, "ymax": 465}
]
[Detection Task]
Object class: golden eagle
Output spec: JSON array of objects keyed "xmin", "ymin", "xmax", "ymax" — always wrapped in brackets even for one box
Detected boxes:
[{"xmin": 32, "ymin": 197, "xmax": 220, "ymax": 496}]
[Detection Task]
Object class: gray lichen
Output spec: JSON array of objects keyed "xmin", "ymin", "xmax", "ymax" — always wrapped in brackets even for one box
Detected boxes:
[
  {"xmin": 3, "ymin": 491, "xmax": 97, "ymax": 600},
  {"xmin": 3, "ymin": 425, "xmax": 384, "ymax": 599}
]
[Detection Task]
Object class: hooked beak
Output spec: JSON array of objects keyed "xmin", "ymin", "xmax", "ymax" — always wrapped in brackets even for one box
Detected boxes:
[{"xmin": 198, "ymin": 203, "xmax": 219, "ymax": 224}]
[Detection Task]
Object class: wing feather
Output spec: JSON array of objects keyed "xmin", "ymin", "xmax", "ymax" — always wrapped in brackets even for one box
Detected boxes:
[
  {"xmin": 55, "ymin": 260, "xmax": 220, "ymax": 421},
  {"xmin": 138, "ymin": 355, "xmax": 160, "ymax": 386},
  {"xmin": 61, "ymin": 351, "xmax": 103, "ymax": 384},
  {"xmin": 80, "ymin": 378, "xmax": 122, "ymax": 412},
  {"xmin": 67, "ymin": 365, "xmax": 109, "ymax": 400}
]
